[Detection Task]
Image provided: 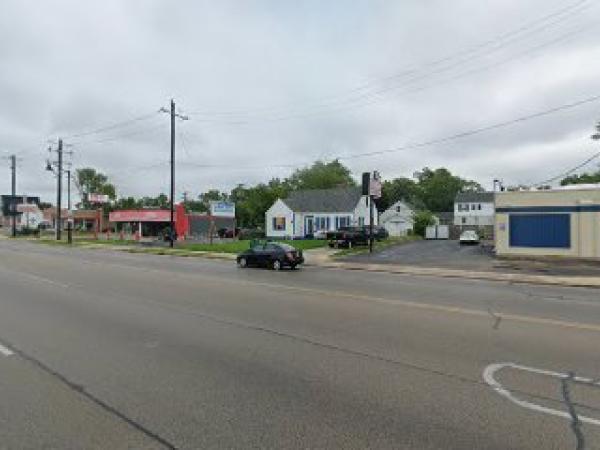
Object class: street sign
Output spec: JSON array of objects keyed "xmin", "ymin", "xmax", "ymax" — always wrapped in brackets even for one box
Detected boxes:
[
  {"xmin": 362, "ymin": 171, "xmax": 381, "ymax": 198},
  {"xmin": 210, "ymin": 201, "xmax": 235, "ymax": 217}
]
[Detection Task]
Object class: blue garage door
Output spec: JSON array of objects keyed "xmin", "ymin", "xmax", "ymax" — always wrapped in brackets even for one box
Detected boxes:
[{"xmin": 509, "ymin": 214, "xmax": 570, "ymax": 248}]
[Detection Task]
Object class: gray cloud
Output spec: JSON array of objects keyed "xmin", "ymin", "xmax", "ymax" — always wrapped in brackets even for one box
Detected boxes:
[{"xmin": 1, "ymin": 0, "xmax": 600, "ymax": 203}]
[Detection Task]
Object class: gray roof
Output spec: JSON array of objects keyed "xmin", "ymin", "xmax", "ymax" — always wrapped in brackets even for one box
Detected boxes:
[
  {"xmin": 282, "ymin": 187, "xmax": 362, "ymax": 213},
  {"xmin": 455, "ymin": 191, "xmax": 494, "ymax": 203}
]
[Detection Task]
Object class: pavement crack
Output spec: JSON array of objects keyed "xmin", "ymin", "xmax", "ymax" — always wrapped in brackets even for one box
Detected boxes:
[
  {"xmin": 487, "ymin": 307, "xmax": 502, "ymax": 330},
  {"xmin": 561, "ymin": 371, "xmax": 586, "ymax": 450},
  {"xmin": 0, "ymin": 339, "xmax": 177, "ymax": 450}
]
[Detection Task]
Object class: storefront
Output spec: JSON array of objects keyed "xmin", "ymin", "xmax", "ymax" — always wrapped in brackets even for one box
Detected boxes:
[{"xmin": 495, "ymin": 185, "xmax": 600, "ymax": 259}]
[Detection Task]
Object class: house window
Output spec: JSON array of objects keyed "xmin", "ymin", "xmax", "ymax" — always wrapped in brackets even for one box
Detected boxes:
[
  {"xmin": 396, "ymin": 206, "xmax": 401, "ymax": 212},
  {"xmin": 471, "ymin": 204, "xmax": 477, "ymax": 210},
  {"xmin": 358, "ymin": 217, "xmax": 365, "ymax": 227},
  {"xmin": 461, "ymin": 217, "xmax": 467, "ymax": 224},
  {"xmin": 272, "ymin": 217, "xmax": 286, "ymax": 230},
  {"xmin": 338, "ymin": 216, "xmax": 350, "ymax": 228},
  {"xmin": 478, "ymin": 204, "xmax": 482, "ymax": 210}
]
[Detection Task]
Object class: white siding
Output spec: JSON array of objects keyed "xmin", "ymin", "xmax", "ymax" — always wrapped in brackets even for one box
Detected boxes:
[
  {"xmin": 352, "ymin": 195, "xmax": 378, "ymax": 227},
  {"xmin": 454, "ymin": 201, "xmax": 494, "ymax": 226},
  {"xmin": 380, "ymin": 201, "xmax": 414, "ymax": 236},
  {"xmin": 265, "ymin": 199, "xmax": 294, "ymax": 238}
]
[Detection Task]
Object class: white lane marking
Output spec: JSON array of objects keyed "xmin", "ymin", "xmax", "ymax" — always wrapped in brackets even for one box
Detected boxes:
[
  {"xmin": 483, "ymin": 362, "xmax": 600, "ymax": 427},
  {"xmin": 0, "ymin": 342, "xmax": 14, "ymax": 356}
]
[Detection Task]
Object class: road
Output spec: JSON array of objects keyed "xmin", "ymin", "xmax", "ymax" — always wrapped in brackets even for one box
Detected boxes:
[
  {"xmin": 0, "ymin": 239, "xmax": 599, "ymax": 449},
  {"xmin": 345, "ymin": 239, "xmax": 600, "ymax": 277}
]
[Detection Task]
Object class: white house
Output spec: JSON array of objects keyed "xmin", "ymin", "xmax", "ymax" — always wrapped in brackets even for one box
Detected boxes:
[
  {"xmin": 379, "ymin": 200, "xmax": 414, "ymax": 236},
  {"xmin": 265, "ymin": 187, "xmax": 377, "ymax": 239},
  {"xmin": 454, "ymin": 192, "xmax": 495, "ymax": 227}
]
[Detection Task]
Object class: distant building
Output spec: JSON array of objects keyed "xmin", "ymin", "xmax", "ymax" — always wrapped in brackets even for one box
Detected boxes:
[
  {"xmin": 379, "ymin": 200, "xmax": 414, "ymax": 236},
  {"xmin": 265, "ymin": 187, "xmax": 377, "ymax": 239},
  {"xmin": 0, "ymin": 195, "xmax": 40, "ymax": 228},
  {"xmin": 454, "ymin": 191, "xmax": 495, "ymax": 238},
  {"xmin": 495, "ymin": 184, "xmax": 600, "ymax": 259}
]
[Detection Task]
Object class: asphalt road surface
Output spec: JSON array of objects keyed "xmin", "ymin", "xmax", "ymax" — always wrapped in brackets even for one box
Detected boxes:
[
  {"xmin": 345, "ymin": 239, "xmax": 600, "ymax": 276},
  {"xmin": 1, "ymin": 239, "xmax": 600, "ymax": 449}
]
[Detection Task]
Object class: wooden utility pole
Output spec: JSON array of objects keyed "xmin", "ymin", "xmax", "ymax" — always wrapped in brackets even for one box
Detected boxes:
[
  {"xmin": 56, "ymin": 139, "xmax": 63, "ymax": 241},
  {"xmin": 10, "ymin": 155, "xmax": 16, "ymax": 237},
  {"xmin": 160, "ymin": 99, "xmax": 188, "ymax": 248}
]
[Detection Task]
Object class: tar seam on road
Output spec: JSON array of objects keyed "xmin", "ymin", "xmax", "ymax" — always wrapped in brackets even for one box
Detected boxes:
[
  {"xmin": 0, "ymin": 339, "xmax": 177, "ymax": 450},
  {"xmin": 3, "ymin": 249, "xmax": 600, "ymax": 415},
  {"xmin": 487, "ymin": 307, "xmax": 502, "ymax": 330},
  {"xmin": 562, "ymin": 372, "xmax": 586, "ymax": 450}
]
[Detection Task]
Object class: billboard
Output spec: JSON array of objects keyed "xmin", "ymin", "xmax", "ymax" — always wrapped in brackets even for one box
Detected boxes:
[
  {"xmin": 362, "ymin": 171, "xmax": 382, "ymax": 199},
  {"xmin": 88, "ymin": 193, "xmax": 110, "ymax": 204},
  {"xmin": 210, "ymin": 201, "xmax": 235, "ymax": 218}
]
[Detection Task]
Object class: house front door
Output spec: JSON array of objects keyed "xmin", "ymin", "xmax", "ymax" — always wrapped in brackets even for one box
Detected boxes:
[{"xmin": 305, "ymin": 216, "xmax": 314, "ymax": 237}]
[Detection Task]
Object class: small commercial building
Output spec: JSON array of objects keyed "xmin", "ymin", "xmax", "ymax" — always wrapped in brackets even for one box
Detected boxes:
[
  {"xmin": 265, "ymin": 187, "xmax": 377, "ymax": 239},
  {"xmin": 495, "ymin": 185, "xmax": 600, "ymax": 259}
]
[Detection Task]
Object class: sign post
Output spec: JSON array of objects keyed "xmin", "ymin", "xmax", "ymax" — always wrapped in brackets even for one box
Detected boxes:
[{"xmin": 362, "ymin": 171, "xmax": 381, "ymax": 253}]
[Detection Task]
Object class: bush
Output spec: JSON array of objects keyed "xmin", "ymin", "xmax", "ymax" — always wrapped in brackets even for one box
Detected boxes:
[{"xmin": 412, "ymin": 210, "xmax": 435, "ymax": 237}]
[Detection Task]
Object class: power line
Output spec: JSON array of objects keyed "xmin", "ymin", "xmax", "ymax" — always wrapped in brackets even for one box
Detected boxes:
[
  {"xmin": 530, "ymin": 150, "xmax": 600, "ymax": 186},
  {"xmin": 336, "ymin": 93, "xmax": 600, "ymax": 161},
  {"xmin": 61, "ymin": 111, "xmax": 160, "ymax": 140},
  {"xmin": 187, "ymin": 0, "xmax": 591, "ymax": 121}
]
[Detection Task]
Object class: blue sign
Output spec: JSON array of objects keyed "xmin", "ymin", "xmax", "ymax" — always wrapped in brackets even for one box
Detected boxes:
[{"xmin": 210, "ymin": 201, "xmax": 235, "ymax": 217}]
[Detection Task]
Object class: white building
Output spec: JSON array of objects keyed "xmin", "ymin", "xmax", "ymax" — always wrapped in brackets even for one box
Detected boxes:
[
  {"xmin": 265, "ymin": 187, "xmax": 377, "ymax": 239},
  {"xmin": 379, "ymin": 200, "xmax": 414, "ymax": 236},
  {"xmin": 454, "ymin": 192, "xmax": 495, "ymax": 227}
]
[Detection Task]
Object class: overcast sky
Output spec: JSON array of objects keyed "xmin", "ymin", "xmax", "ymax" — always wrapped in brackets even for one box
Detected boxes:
[{"xmin": 2, "ymin": 0, "xmax": 600, "ymax": 203}]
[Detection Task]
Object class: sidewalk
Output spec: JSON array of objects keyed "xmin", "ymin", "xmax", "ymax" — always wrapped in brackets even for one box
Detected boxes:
[{"xmin": 303, "ymin": 248, "xmax": 600, "ymax": 288}]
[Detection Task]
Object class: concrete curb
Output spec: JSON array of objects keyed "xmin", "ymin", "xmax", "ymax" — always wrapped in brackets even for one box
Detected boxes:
[{"xmin": 304, "ymin": 261, "xmax": 600, "ymax": 288}]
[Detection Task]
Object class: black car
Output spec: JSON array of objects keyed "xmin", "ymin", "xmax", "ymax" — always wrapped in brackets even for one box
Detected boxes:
[{"xmin": 237, "ymin": 242, "xmax": 304, "ymax": 270}]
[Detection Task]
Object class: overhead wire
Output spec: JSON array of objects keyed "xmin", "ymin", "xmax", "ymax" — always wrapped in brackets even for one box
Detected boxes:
[
  {"xmin": 529, "ymin": 150, "xmax": 600, "ymax": 186},
  {"xmin": 187, "ymin": 0, "xmax": 592, "ymax": 122}
]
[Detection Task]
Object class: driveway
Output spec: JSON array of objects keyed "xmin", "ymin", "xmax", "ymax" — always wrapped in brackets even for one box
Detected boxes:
[{"xmin": 343, "ymin": 239, "xmax": 600, "ymax": 277}]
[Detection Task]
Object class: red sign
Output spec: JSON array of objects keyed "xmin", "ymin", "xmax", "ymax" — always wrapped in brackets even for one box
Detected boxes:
[{"xmin": 109, "ymin": 209, "xmax": 174, "ymax": 222}]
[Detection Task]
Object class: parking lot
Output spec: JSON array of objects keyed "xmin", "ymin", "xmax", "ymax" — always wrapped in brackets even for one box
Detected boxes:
[{"xmin": 343, "ymin": 239, "xmax": 600, "ymax": 277}]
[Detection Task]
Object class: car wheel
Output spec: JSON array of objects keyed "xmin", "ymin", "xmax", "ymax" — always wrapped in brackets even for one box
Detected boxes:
[
  {"xmin": 290, "ymin": 264, "xmax": 297, "ymax": 270},
  {"xmin": 238, "ymin": 257, "xmax": 247, "ymax": 268},
  {"xmin": 272, "ymin": 259, "xmax": 282, "ymax": 271}
]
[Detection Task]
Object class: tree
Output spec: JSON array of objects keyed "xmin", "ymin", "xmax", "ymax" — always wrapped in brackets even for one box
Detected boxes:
[
  {"xmin": 287, "ymin": 160, "xmax": 355, "ymax": 191},
  {"xmin": 414, "ymin": 167, "xmax": 482, "ymax": 212},
  {"xmin": 560, "ymin": 170, "xmax": 600, "ymax": 186},
  {"xmin": 75, "ymin": 168, "xmax": 116, "ymax": 209},
  {"xmin": 559, "ymin": 121, "xmax": 600, "ymax": 185},
  {"xmin": 412, "ymin": 210, "xmax": 435, "ymax": 237},
  {"xmin": 379, "ymin": 177, "xmax": 420, "ymax": 211}
]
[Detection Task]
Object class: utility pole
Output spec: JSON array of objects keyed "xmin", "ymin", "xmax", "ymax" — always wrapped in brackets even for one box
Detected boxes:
[
  {"xmin": 66, "ymin": 169, "xmax": 71, "ymax": 210},
  {"xmin": 170, "ymin": 99, "xmax": 175, "ymax": 248},
  {"xmin": 46, "ymin": 139, "xmax": 72, "ymax": 241},
  {"xmin": 10, "ymin": 155, "xmax": 16, "ymax": 238},
  {"xmin": 56, "ymin": 139, "xmax": 63, "ymax": 241},
  {"xmin": 160, "ymin": 100, "xmax": 188, "ymax": 248}
]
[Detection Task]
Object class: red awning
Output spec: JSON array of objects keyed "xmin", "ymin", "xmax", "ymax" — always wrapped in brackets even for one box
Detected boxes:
[{"xmin": 109, "ymin": 210, "xmax": 174, "ymax": 222}]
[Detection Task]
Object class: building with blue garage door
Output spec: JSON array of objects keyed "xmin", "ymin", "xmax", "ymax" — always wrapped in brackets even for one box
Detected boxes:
[{"xmin": 495, "ymin": 184, "xmax": 600, "ymax": 259}]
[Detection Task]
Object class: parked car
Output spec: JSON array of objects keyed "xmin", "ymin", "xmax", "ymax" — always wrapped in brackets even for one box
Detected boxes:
[
  {"xmin": 237, "ymin": 241, "xmax": 304, "ymax": 270},
  {"xmin": 326, "ymin": 227, "xmax": 369, "ymax": 248},
  {"xmin": 361, "ymin": 225, "xmax": 389, "ymax": 240},
  {"xmin": 459, "ymin": 230, "xmax": 479, "ymax": 245}
]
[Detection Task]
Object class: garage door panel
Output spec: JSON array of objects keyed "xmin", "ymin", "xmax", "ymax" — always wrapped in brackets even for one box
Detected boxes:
[{"xmin": 509, "ymin": 214, "xmax": 570, "ymax": 248}]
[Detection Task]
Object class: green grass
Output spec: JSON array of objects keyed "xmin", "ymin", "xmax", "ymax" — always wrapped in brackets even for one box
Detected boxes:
[
  {"xmin": 333, "ymin": 235, "xmax": 421, "ymax": 257},
  {"xmin": 32, "ymin": 237, "xmax": 327, "ymax": 254},
  {"xmin": 178, "ymin": 239, "xmax": 327, "ymax": 253}
]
